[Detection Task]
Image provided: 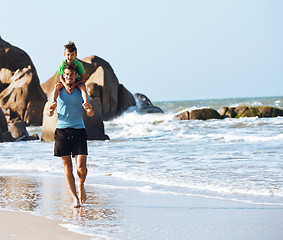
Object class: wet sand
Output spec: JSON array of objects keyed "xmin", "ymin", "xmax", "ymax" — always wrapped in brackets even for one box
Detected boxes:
[{"xmin": 0, "ymin": 174, "xmax": 283, "ymax": 240}]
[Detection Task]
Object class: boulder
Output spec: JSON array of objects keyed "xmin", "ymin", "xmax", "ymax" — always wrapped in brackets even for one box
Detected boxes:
[
  {"xmin": 258, "ymin": 106, "xmax": 283, "ymax": 117},
  {"xmin": 117, "ymin": 84, "xmax": 136, "ymax": 115},
  {"xmin": 83, "ymin": 100, "xmax": 110, "ymax": 140},
  {"xmin": 0, "ymin": 108, "xmax": 38, "ymax": 142},
  {"xmin": 134, "ymin": 93, "xmax": 164, "ymax": 113},
  {"xmin": 8, "ymin": 120, "xmax": 39, "ymax": 141},
  {"xmin": 190, "ymin": 108, "xmax": 223, "ymax": 120},
  {"xmin": 0, "ymin": 107, "xmax": 8, "ymax": 133},
  {"xmin": 233, "ymin": 106, "xmax": 283, "ymax": 118},
  {"xmin": 0, "ymin": 37, "xmax": 47, "ymax": 126},
  {"xmin": 173, "ymin": 111, "xmax": 190, "ymax": 120},
  {"xmin": 0, "ymin": 107, "xmax": 13, "ymax": 142},
  {"xmin": 41, "ymin": 100, "xmax": 109, "ymax": 141},
  {"xmin": 217, "ymin": 107, "xmax": 228, "ymax": 117},
  {"xmin": 225, "ymin": 107, "xmax": 237, "ymax": 118}
]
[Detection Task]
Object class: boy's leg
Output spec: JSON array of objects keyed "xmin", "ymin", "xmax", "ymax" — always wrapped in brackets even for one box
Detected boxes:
[
  {"xmin": 77, "ymin": 83, "xmax": 88, "ymax": 104},
  {"xmin": 51, "ymin": 82, "xmax": 63, "ymax": 103},
  {"xmin": 61, "ymin": 155, "xmax": 80, "ymax": 208},
  {"xmin": 75, "ymin": 155, "xmax": 88, "ymax": 205}
]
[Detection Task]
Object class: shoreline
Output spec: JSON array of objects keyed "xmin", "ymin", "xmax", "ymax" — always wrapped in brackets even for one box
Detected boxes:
[{"xmin": 0, "ymin": 174, "xmax": 282, "ymax": 239}]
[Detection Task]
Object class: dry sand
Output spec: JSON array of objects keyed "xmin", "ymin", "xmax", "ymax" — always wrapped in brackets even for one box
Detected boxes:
[{"xmin": 0, "ymin": 210, "xmax": 91, "ymax": 240}]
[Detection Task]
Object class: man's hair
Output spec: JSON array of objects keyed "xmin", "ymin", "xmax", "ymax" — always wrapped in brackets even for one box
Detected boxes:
[
  {"xmin": 64, "ymin": 62, "xmax": 78, "ymax": 73},
  {"xmin": 64, "ymin": 41, "xmax": 77, "ymax": 53}
]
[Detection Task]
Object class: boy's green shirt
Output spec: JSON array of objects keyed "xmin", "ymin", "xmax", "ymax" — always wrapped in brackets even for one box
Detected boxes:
[{"xmin": 57, "ymin": 59, "xmax": 85, "ymax": 82}]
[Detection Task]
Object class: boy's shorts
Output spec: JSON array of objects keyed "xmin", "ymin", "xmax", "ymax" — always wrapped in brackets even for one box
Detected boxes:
[{"xmin": 54, "ymin": 128, "xmax": 88, "ymax": 157}]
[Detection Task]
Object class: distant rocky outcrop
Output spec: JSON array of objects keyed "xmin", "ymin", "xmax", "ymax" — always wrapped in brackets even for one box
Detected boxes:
[
  {"xmin": 174, "ymin": 106, "xmax": 283, "ymax": 121},
  {"xmin": 0, "ymin": 37, "xmax": 47, "ymax": 126},
  {"xmin": 219, "ymin": 106, "xmax": 283, "ymax": 118},
  {"xmin": 134, "ymin": 93, "xmax": 164, "ymax": 113}
]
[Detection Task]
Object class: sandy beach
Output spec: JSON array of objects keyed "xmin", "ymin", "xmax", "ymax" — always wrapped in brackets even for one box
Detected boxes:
[
  {"xmin": 0, "ymin": 174, "xmax": 282, "ymax": 240},
  {"xmin": 0, "ymin": 210, "xmax": 91, "ymax": 240}
]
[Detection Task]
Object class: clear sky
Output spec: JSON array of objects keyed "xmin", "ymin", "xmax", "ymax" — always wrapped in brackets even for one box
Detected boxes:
[{"xmin": 1, "ymin": 0, "xmax": 283, "ymax": 101}]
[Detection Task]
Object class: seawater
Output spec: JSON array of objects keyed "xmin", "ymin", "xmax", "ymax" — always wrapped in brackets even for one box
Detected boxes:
[{"xmin": 0, "ymin": 96, "xmax": 283, "ymax": 238}]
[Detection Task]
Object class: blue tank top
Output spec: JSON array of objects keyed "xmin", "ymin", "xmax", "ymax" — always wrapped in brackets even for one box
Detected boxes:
[{"xmin": 52, "ymin": 88, "xmax": 87, "ymax": 129}]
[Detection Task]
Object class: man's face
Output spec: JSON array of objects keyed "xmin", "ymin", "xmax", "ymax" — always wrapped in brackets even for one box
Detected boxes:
[
  {"xmin": 64, "ymin": 49, "xmax": 77, "ymax": 63},
  {"xmin": 63, "ymin": 69, "xmax": 77, "ymax": 85}
]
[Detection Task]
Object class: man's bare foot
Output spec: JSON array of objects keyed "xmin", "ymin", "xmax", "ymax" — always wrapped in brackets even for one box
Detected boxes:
[
  {"xmin": 73, "ymin": 198, "xmax": 81, "ymax": 208},
  {"xmin": 83, "ymin": 102, "xmax": 94, "ymax": 117},
  {"xmin": 47, "ymin": 102, "xmax": 57, "ymax": 116},
  {"xmin": 79, "ymin": 184, "xmax": 87, "ymax": 205}
]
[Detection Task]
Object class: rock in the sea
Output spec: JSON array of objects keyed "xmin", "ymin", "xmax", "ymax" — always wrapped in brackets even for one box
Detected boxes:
[
  {"xmin": 173, "ymin": 111, "xmax": 190, "ymax": 120},
  {"xmin": 0, "ymin": 107, "xmax": 13, "ymax": 142},
  {"xmin": 8, "ymin": 120, "xmax": 39, "ymax": 141},
  {"xmin": 190, "ymin": 108, "xmax": 223, "ymax": 120},
  {"xmin": 0, "ymin": 37, "xmax": 47, "ymax": 126},
  {"xmin": 134, "ymin": 93, "xmax": 164, "ymax": 113},
  {"xmin": 176, "ymin": 106, "xmax": 283, "ymax": 121},
  {"xmin": 217, "ymin": 107, "xmax": 228, "ymax": 117},
  {"xmin": 0, "ymin": 108, "xmax": 39, "ymax": 142},
  {"xmin": 220, "ymin": 106, "xmax": 283, "ymax": 118}
]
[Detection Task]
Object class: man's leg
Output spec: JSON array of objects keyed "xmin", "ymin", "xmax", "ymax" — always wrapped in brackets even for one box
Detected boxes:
[
  {"xmin": 61, "ymin": 155, "xmax": 80, "ymax": 208},
  {"xmin": 75, "ymin": 155, "xmax": 88, "ymax": 205}
]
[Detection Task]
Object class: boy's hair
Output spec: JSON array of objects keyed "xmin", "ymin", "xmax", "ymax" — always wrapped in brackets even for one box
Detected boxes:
[
  {"xmin": 64, "ymin": 62, "xmax": 78, "ymax": 73},
  {"xmin": 64, "ymin": 41, "xmax": 77, "ymax": 53}
]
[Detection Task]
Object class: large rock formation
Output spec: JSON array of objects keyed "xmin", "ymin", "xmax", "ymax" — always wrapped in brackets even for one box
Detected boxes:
[{"xmin": 0, "ymin": 37, "xmax": 47, "ymax": 126}]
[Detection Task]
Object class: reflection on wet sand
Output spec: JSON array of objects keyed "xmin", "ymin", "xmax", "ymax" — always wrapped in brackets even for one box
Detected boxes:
[
  {"xmin": 0, "ymin": 176, "xmax": 40, "ymax": 211},
  {"xmin": 0, "ymin": 175, "xmax": 117, "ymax": 235}
]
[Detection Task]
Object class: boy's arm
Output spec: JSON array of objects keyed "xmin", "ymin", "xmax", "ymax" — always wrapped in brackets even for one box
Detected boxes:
[
  {"xmin": 59, "ymin": 75, "xmax": 72, "ymax": 94},
  {"xmin": 69, "ymin": 73, "xmax": 86, "ymax": 91}
]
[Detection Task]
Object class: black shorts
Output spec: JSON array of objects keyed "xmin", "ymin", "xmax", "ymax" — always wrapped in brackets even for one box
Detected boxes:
[{"xmin": 54, "ymin": 128, "xmax": 88, "ymax": 158}]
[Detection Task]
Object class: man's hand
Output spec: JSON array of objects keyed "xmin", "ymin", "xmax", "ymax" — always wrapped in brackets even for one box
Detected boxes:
[
  {"xmin": 46, "ymin": 102, "xmax": 57, "ymax": 117},
  {"xmin": 83, "ymin": 102, "xmax": 94, "ymax": 117}
]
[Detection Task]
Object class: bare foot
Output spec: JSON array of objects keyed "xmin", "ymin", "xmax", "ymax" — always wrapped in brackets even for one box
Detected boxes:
[
  {"xmin": 73, "ymin": 198, "xmax": 81, "ymax": 208},
  {"xmin": 79, "ymin": 185, "xmax": 87, "ymax": 205}
]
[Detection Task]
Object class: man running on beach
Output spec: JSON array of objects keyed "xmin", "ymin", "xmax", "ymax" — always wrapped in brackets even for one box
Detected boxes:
[{"xmin": 47, "ymin": 62, "xmax": 94, "ymax": 208}]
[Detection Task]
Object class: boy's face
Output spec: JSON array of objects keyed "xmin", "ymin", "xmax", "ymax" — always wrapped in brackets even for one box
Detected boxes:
[
  {"xmin": 63, "ymin": 69, "xmax": 77, "ymax": 85},
  {"xmin": 64, "ymin": 49, "xmax": 77, "ymax": 63}
]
